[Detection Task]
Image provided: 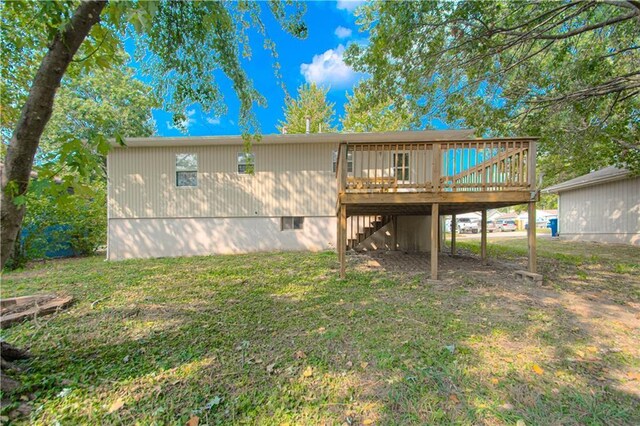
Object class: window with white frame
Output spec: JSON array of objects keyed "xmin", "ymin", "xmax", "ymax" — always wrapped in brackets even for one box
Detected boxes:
[
  {"xmin": 176, "ymin": 153, "xmax": 198, "ymax": 187},
  {"xmin": 281, "ymin": 216, "xmax": 304, "ymax": 230},
  {"xmin": 332, "ymin": 150, "xmax": 354, "ymax": 173},
  {"xmin": 237, "ymin": 152, "xmax": 255, "ymax": 174},
  {"xmin": 393, "ymin": 152, "xmax": 410, "ymax": 181}
]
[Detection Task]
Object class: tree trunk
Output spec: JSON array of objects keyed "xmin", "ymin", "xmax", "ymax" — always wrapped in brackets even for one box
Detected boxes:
[{"xmin": 0, "ymin": 0, "xmax": 107, "ymax": 269}]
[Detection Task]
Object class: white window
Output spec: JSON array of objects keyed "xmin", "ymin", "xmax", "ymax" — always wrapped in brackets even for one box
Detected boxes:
[
  {"xmin": 393, "ymin": 152, "xmax": 410, "ymax": 181},
  {"xmin": 332, "ymin": 150, "xmax": 354, "ymax": 173},
  {"xmin": 176, "ymin": 153, "xmax": 197, "ymax": 187},
  {"xmin": 237, "ymin": 152, "xmax": 255, "ymax": 174},
  {"xmin": 281, "ymin": 216, "xmax": 304, "ymax": 230}
]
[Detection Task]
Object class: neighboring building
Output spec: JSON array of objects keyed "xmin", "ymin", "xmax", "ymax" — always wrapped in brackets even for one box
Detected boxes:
[
  {"xmin": 108, "ymin": 130, "xmax": 540, "ymax": 279},
  {"xmin": 516, "ymin": 209, "xmax": 558, "ymax": 229},
  {"xmin": 544, "ymin": 167, "xmax": 639, "ymax": 245}
]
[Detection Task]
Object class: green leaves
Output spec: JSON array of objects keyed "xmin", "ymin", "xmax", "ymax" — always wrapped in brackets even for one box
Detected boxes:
[
  {"xmin": 130, "ymin": 1, "xmax": 306, "ymax": 135},
  {"xmin": 277, "ymin": 83, "xmax": 337, "ymax": 134},
  {"xmin": 341, "ymin": 82, "xmax": 413, "ymax": 133},
  {"xmin": 346, "ymin": 0, "xmax": 640, "ymax": 181}
]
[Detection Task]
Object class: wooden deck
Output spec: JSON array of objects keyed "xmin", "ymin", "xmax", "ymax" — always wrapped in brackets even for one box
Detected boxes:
[{"xmin": 335, "ymin": 137, "xmax": 539, "ymax": 279}]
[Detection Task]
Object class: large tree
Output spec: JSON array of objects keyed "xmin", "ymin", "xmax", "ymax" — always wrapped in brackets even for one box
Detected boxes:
[
  {"xmin": 277, "ymin": 83, "xmax": 337, "ymax": 133},
  {"xmin": 6, "ymin": 65, "xmax": 159, "ymax": 267},
  {"xmin": 345, "ymin": 0, "xmax": 640, "ymax": 184},
  {"xmin": 341, "ymin": 82, "xmax": 413, "ymax": 132},
  {"xmin": 1, "ymin": 0, "xmax": 307, "ymax": 268}
]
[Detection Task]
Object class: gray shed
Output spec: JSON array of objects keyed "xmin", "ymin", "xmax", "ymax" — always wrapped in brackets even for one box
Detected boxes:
[{"xmin": 544, "ymin": 167, "xmax": 639, "ymax": 245}]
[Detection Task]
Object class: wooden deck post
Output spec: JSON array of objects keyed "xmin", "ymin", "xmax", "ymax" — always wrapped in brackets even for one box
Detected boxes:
[
  {"xmin": 431, "ymin": 203, "xmax": 439, "ymax": 280},
  {"xmin": 527, "ymin": 139, "xmax": 537, "ymax": 274},
  {"xmin": 451, "ymin": 214, "xmax": 457, "ymax": 256},
  {"xmin": 528, "ymin": 201, "xmax": 536, "ymax": 273},
  {"xmin": 339, "ymin": 205, "xmax": 347, "ymax": 278},
  {"xmin": 438, "ymin": 216, "xmax": 445, "ymax": 253},
  {"xmin": 481, "ymin": 209, "xmax": 487, "ymax": 263},
  {"xmin": 392, "ymin": 215, "xmax": 398, "ymax": 250},
  {"xmin": 337, "ymin": 142, "xmax": 348, "ymax": 279}
]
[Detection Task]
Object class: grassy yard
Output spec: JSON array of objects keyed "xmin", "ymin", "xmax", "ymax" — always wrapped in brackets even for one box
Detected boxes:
[{"xmin": 1, "ymin": 239, "xmax": 639, "ymax": 425}]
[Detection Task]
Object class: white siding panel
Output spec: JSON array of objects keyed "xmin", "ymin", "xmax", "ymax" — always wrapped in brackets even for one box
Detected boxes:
[
  {"xmin": 108, "ymin": 217, "xmax": 336, "ymax": 260},
  {"xmin": 559, "ymin": 176, "xmax": 640, "ymax": 245},
  {"xmin": 108, "ymin": 143, "xmax": 338, "ymax": 218}
]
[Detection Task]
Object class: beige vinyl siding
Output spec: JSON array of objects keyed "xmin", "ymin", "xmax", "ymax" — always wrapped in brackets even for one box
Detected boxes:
[
  {"xmin": 350, "ymin": 149, "xmax": 433, "ymax": 184},
  {"xmin": 108, "ymin": 217, "xmax": 336, "ymax": 260},
  {"xmin": 108, "ymin": 142, "xmax": 338, "ymax": 219},
  {"xmin": 559, "ymin": 176, "xmax": 640, "ymax": 245}
]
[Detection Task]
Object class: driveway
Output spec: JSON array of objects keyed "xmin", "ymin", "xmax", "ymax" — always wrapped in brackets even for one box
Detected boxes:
[{"xmin": 455, "ymin": 230, "xmax": 551, "ymax": 239}]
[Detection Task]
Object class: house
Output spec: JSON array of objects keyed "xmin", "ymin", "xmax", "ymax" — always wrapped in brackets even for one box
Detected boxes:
[
  {"xmin": 544, "ymin": 166, "xmax": 639, "ymax": 245},
  {"xmin": 107, "ymin": 130, "xmax": 540, "ymax": 279}
]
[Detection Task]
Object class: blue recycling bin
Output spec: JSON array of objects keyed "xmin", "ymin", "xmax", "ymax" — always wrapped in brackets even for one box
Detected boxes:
[{"xmin": 547, "ymin": 218, "xmax": 558, "ymax": 237}]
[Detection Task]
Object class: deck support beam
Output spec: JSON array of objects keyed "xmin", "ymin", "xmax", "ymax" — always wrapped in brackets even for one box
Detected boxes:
[
  {"xmin": 391, "ymin": 215, "xmax": 398, "ymax": 250},
  {"xmin": 451, "ymin": 214, "xmax": 457, "ymax": 256},
  {"xmin": 338, "ymin": 205, "xmax": 347, "ymax": 279},
  {"xmin": 431, "ymin": 204, "xmax": 439, "ymax": 280},
  {"xmin": 481, "ymin": 209, "xmax": 487, "ymax": 263},
  {"xmin": 528, "ymin": 201, "xmax": 536, "ymax": 273}
]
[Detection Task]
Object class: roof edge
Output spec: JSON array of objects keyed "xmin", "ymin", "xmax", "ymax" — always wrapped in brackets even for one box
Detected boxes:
[
  {"xmin": 543, "ymin": 167, "xmax": 631, "ymax": 193},
  {"xmin": 109, "ymin": 129, "xmax": 538, "ymax": 148}
]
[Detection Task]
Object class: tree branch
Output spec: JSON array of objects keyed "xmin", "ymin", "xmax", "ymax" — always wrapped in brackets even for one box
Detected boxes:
[
  {"xmin": 534, "ymin": 12, "xmax": 639, "ymax": 40},
  {"xmin": 528, "ymin": 72, "xmax": 640, "ymax": 104}
]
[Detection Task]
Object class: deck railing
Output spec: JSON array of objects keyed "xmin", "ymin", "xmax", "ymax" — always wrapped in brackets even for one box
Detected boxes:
[{"xmin": 336, "ymin": 138, "xmax": 536, "ymax": 195}]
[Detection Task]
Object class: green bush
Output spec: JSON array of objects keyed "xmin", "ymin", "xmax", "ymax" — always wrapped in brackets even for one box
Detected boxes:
[{"xmin": 11, "ymin": 182, "xmax": 106, "ymax": 268}]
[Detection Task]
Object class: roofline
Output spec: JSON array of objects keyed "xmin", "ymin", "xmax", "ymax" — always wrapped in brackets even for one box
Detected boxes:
[
  {"xmin": 110, "ymin": 130, "xmax": 538, "ymax": 148},
  {"xmin": 543, "ymin": 167, "xmax": 632, "ymax": 193}
]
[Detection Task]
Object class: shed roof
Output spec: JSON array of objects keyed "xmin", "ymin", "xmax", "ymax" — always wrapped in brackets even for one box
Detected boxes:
[
  {"xmin": 110, "ymin": 129, "xmax": 537, "ymax": 148},
  {"xmin": 543, "ymin": 166, "xmax": 632, "ymax": 194}
]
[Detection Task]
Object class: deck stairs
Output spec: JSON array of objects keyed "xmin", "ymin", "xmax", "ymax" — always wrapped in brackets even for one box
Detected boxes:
[{"xmin": 347, "ymin": 215, "xmax": 392, "ymax": 251}]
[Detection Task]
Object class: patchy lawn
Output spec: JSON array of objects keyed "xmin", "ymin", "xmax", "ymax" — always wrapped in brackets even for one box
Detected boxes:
[{"xmin": 1, "ymin": 240, "xmax": 639, "ymax": 425}]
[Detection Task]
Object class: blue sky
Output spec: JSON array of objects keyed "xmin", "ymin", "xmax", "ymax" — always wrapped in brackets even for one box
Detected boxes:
[{"xmin": 127, "ymin": 1, "xmax": 369, "ymax": 137}]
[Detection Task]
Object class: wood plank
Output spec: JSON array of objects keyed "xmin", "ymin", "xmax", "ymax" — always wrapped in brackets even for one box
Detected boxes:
[
  {"xmin": 339, "ymin": 204, "xmax": 347, "ymax": 278},
  {"xmin": 1, "ymin": 296, "xmax": 74, "ymax": 329},
  {"xmin": 431, "ymin": 143, "xmax": 441, "ymax": 192},
  {"xmin": 1, "ymin": 295, "xmax": 54, "ymax": 309},
  {"xmin": 341, "ymin": 191, "xmax": 532, "ymax": 205},
  {"xmin": 528, "ymin": 141, "xmax": 537, "ymax": 189},
  {"xmin": 431, "ymin": 203, "xmax": 439, "ymax": 280},
  {"xmin": 392, "ymin": 215, "xmax": 398, "ymax": 250}
]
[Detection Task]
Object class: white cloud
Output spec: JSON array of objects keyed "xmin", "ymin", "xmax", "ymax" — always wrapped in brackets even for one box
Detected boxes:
[
  {"xmin": 206, "ymin": 117, "xmax": 221, "ymax": 125},
  {"xmin": 167, "ymin": 109, "xmax": 196, "ymax": 130},
  {"xmin": 334, "ymin": 26, "xmax": 352, "ymax": 39},
  {"xmin": 300, "ymin": 44, "xmax": 361, "ymax": 89},
  {"xmin": 336, "ymin": 0, "xmax": 364, "ymax": 12}
]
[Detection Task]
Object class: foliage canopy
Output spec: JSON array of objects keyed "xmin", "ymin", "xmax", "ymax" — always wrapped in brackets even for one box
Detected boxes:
[
  {"xmin": 277, "ymin": 83, "xmax": 337, "ymax": 134},
  {"xmin": 345, "ymin": 0, "xmax": 640, "ymax": 183},
  {"xmin": 341, "ymin": 82, "xmax": 413, "ymax": 133}
]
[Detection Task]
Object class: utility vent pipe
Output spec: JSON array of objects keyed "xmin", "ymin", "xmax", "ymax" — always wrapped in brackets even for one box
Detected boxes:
[{"xmin": 305, "ymin": 116, "xmax": 310, "ymax": 134}]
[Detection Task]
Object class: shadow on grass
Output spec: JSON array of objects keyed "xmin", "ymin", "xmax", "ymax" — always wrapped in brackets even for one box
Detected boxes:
[{"xmin": 2, "ymin": 251, "xmax": 639, "ymax": 424}]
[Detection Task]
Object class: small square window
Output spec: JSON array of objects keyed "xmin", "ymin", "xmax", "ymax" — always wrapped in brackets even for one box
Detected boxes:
[
  {"xmin": 176, "ymin": 153, "xmax": 197, "ymax": 187},
  {"xmin": 238, "ymin": 152, "xmax": 255, "ymax": 174},
  {"xmin": 281, "ymin": 216, "xmax": 304, "ymax": 230},
  {"xmin": 332, "ymin": 150, "xmax": 353, "ymax": 173}
]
